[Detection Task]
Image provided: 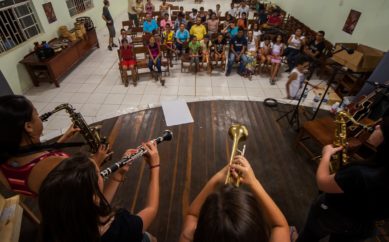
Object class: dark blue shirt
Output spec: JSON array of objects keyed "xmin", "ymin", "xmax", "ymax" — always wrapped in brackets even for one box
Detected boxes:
[{"xmin": 230, "ymin": 36, "xmax": 247, "ymax": 53}]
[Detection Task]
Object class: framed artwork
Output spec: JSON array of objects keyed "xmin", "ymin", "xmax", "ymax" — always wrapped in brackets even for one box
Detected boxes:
[
  {"xmin": 43, "ymin": 2, "xmax": 57, "ymax": 24},
  {"xmin": 342, "ymin": 9, "xmax": 361, "ymax": 35}
]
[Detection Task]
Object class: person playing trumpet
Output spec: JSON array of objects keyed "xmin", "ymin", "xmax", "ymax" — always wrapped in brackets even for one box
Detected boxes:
[{"xmin": 179, "ymin": 155, "xmax": 290, "ymax": 242}]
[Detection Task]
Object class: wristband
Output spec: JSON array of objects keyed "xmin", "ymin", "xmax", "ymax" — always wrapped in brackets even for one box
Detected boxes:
[{"xmin": 149, "ymin": 164, "xmax": 160, "ymax": 169}]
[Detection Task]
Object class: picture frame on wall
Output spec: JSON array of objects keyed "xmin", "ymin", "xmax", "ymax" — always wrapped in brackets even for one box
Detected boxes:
[
  {"xmin": 43, "ymin": 2, "xmax": 57, "ymax": 24},
  {"xmin": 342, "ymin": 9, "xmax": 361, "ymax": 35}
]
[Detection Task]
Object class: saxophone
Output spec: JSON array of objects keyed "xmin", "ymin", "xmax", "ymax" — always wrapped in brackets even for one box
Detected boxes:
[
  {"xmin": 329, "ymin": 111, "xmax": 374, "ymax": 173},
  {"xmin": 40, "ymin": 103, "xmax": 106, "ymax": 153}
]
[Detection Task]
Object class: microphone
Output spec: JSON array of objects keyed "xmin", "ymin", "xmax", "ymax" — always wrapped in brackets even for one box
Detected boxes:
[{"xmin": 341, "ymin": 44, "xmax": 355, "ymax": 54}]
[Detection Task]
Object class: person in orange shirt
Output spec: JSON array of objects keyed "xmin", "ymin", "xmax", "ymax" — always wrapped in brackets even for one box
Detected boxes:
[{"xmin": 237, "ymin": 12, "xmax": 248, "ymax": 31}]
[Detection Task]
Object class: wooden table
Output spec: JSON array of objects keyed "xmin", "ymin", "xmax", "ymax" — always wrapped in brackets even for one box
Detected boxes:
[{"xmin": 20, "ymin": 29, "xmax": 99, "ymax": 87}]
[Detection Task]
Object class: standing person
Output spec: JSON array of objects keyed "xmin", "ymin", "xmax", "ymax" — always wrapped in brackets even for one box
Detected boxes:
[
  {"xmin": 206, "ymin": 12, "xmax": 219, "ymax": 37},
  {"xmin": 102, "ymin": 0, "xmax": 117, "ymax": 51},
  {"xmin": 119, "ymin": 38, "xmax": 137, "ymax": 87},
  {"xmin": 285, "ymin": 55, "xmax": 313, "ymax": 99},
  {"xmin": 215, "ymin": 4, "xmax": 222, "ymax": 17},
  {"xmin": 297, "ymin": 110, "xmax": 389, "ymax": 242},
  {"xmin": 134, "ymin": 0, "xmax": 144, "ymax": 25},
  {"xmin": 175, "ymin": 23, "xmax": 190, "ymax": 56},
  {"xmin": 227, "ymin": 2, "xmax": 237, "ymax": 18},
  {"xmin": 269, "ymin": 35, "xmax": 285, "ymax": 85},
  {"xmin": 190, "ymin": 17, "xmax": 207, "ymax": 41},
  {"xmin": 213, "ymin": 33, "xmax": 226, "ymax": 68},
  {"xmin": 143, "ymin": 13, "xmax": 159, "ymax": 34},
  {"xmin": 188, "ymin": 35, "xmax": 201, "ymax": 73},
  {"xmin": 284, "ymin": 28, "xmax": 305, "ymax": 72},
  {"xmin": 238, "ymin": 2, "xmax": 250, "ymax": 18},
  {"xmin": 179, "ymin": 156, "xmax": 290, "ymax": 242},
  {"xmin": 39, "ymin": 141, "xmax": 161, "ymax": 242},
  {"xmin": 159, "ymin": 0, "xmax": 172, "ymax": 17},
  {"xmin": 147, "ymin": 36, "xmax": 164, "ymax": 85},
  {"xmin": 127, "ymin": 0, "xmax": 138, "ymax": 27},
  {"xmin": 145, "ymin": 0, "xmax": 155, "ymax": 15},
  {"xmin": 226, "ymin": 28, "xmax": 248, "ymax": 76}
]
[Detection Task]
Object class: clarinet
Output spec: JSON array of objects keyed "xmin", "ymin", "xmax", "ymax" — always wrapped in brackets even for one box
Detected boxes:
[{"xmin": 100, "ymin": 130, "xmax": 173, "ymax": 178}]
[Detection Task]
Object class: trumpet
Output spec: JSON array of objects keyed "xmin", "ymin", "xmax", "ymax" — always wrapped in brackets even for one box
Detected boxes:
[
  {"xmin": 100, "ymin": 130, "xmax": 173, "ymax": 179},
  {"xmin": 225, "ymin": 124, "xmax": 248, "ymax": 187}
]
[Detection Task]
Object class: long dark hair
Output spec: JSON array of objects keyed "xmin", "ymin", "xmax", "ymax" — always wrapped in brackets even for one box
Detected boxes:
[
  {"xmin": 0, "ymin": 95, "xmax": 34, "ymax": 162},
  {"xmin": 39, "ymin": 154, "xmax": 112, "ymax": 242},
  {"xmin": 193, "ymin": 185, "xmax": 270, "ymax": 242}
]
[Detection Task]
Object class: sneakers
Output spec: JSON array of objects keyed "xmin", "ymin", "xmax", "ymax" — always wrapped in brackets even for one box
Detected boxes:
[
  {"xmin": 112, "ymin": 43, "xmax": 118, "ymax": 48},
  {"xmin": 108, "ymin": 45, "xmax": 112, "ymax": 51}
]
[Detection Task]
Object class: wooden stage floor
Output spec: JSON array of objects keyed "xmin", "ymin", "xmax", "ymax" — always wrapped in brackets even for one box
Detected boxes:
[{"xmin": 19, "ymin": 100, "xmax": 324, "ymax": 242}]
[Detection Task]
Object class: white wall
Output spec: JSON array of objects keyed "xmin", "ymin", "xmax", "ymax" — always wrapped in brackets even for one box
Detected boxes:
[
  {"xmin": 273, "ymin": 0, "xmax": 389, "ymax": 51},
  {"xmin": 0, "ymin": 0, "xmax": 126, "ymax": 94}
]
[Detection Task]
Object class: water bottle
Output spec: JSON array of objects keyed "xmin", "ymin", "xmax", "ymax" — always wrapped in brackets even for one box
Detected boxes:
[{"xmin": 312, "ymin": 93, "xmax": 322, "ymax": 112}]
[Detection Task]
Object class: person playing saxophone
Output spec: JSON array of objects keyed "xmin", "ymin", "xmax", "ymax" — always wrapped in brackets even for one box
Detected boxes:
[{"xmin": 297, "ymin": 109, "xmax": 389, "ymax": 242}]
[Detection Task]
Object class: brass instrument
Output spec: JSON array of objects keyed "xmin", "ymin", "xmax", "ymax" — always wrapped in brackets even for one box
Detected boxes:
[
  {"xmin": 330, "ymin": 111, "xmax": 374, "ymax": 173},
  {"xmin": 40, "ymin": 103, "xmax": 106, "ymax": 153},
  {"xmin": 225, "ymin": 124, "xmax": 248, "ymax": 187}
]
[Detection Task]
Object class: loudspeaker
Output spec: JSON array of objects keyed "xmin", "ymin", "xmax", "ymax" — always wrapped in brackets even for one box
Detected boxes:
[{"xmin": 0, "ymin": 70, "xmax": 14, "ymax": 96}]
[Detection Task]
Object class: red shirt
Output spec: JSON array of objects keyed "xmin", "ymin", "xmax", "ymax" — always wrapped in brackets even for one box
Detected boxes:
[
  {"xmin": 267, "ymin": 15, "xmax": 282, "ymax": 26},
  {"xmin": 120, "ymin": 46, "xmax": 135, "ymax": 61}
]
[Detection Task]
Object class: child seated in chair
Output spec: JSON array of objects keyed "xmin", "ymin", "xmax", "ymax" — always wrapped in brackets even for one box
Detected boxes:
[
  {"xmin": 269, "ymin": 34, "xmax": 285, "ymax": 85},
  {"xmin": 189, "ymin": 35, "xmax": 201, "ymax": 73},
  {"xmin": 213, "ymin": 33, "xmax": 226, "ymax": 68},
  {"xmin": 257, "ymin": 36, "xmax": 272, "ymax": 75},
  {"xmin": 200, "ymin": 35, "xmax": 212, "ymax": 73},
  {"xmin": 286, "ymin": 55, "xmax": 316, "ymax": 99},
  {"xmin": 147, "ymin": 36, "xmax": 165, "ymax": 86},
  {"xmin": 162, "ymin": 23, "xmax": 175, "ymax": 68},
  {"xmin": 119, "ymin": 38, "xmax": 137, "ymax": 87}
]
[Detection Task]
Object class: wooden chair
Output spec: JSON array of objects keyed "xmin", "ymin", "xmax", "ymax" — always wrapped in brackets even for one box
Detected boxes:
[
  {"xmin": 117, "ymin": 49, "xmax": 137, "ymax": 87},
  {"xmin": 181, "ymin": 53, "xmax": 191, "ymax": 73},
  {"xmin": 159, "ymin": 44, "xmax": 171, "ymax": 76},
  {"xmin": 133, "ymin": 46, "xmax": 150, "ymax": 81},
  {"xmin": 122, "ymin": 20, "xmax": 134, "ymax": 29},
  {"xmin": 171, "ymin": 6, "xmax": 179, "ymax": 11}
]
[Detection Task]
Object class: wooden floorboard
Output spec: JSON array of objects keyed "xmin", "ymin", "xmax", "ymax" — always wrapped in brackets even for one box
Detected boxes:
[{"xmin": 13, "ymin": 100, "xmax": 337, "ymax": 242}]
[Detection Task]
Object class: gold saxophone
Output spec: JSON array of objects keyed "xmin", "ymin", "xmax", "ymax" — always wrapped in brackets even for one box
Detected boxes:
[
  {"xmin": 329, "ymin": 111, "xmax": 373, "ymax": 173},
  {"xmin": 40, "ymin": 103, "xmax": 106, "ymax": 153}
]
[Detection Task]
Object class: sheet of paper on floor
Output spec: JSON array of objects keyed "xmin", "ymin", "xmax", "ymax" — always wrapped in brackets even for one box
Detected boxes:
[{"xmin": 161, "ymin": 100, "xmax": 194, "ymax": 126}]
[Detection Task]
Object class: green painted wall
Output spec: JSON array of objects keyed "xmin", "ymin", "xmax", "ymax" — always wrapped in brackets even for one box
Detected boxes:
[
  {"xmin": 273, "ymin": 0, "xmax": 389, "ymax": 51},
  {"xmin": 0, "ymin": 0, "xmax": 126, "ymax": 94}
]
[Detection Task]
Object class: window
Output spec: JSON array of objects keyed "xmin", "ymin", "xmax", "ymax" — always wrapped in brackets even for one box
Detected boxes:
[
  {"xmin": 0, "ymin": 1, "xmax": 41, "ymax": 54},
  {"xmin": 66, "ymin": 0, "xmax": 94, "ymax": 17}
]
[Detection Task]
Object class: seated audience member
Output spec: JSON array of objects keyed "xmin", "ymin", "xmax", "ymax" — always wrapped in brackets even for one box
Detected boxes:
[
  {"xmin": 0, "ymin": 95, "xmax": 110, "ymax": 196},
  {"xmin": 159, "ymin": 0, "xmax": 172, "ymax": 16},
  {"xmin": 244, "ymin": 30, "xmax": 258, "ymax": 79},
  {"xmin": 147, "ymin": 36, "xmax": 165, "ymax": 85},
  {"xmin": 226, "ymin": 28, "xmax": 248, "ymax": 76},
  {"xmin": 119, "ymin": 38, "xmax": 137, "ymax": 86},
  {"xmin": 258, "ymin": 6, "xmax": 269, "ymax": 25},
  {"xmin": 251, "ymin": 22, "xmax": 262, "ymax": 42},
  {"xmin": 303, "ymin": 30, "xmax": 326, "ymax": 60},
  {"xmin": 179, "ymin": 156, "xmax": 290, "ymax": 242},
  {"xmin": 227, "ymin": 2, "xmax": 238, "ymax": 18},
  {"xmin": 297, "ymin": 110, "xmax": 389, "ymax": 242},
  {"xmin": 237, "ymin": 12, "xmax": 248, "ymax": 30},
  {"xmin": 213, "ymin": 33, "xmax": 227, "ymax": 67},
  {"xmin": 286, "ymin": 55, "xmax": 315, "ymax": 99},
  {"xmin": 189, "ymin": 8, "xmax": 198, "ymax": 23},
  {"xmin": 143, "ymin": 13, "xmax": 159, "ymax": 34},
  {"xmin": 198, "ymin": 7, "xmax": 207, "ymax": 23},
  {"xmin": 189, "ymin": 35, "xmax": 201, "ymax": 73},
  {"xmin": 223, "ymin": 14, "xmax": 234, "ymax": 29},
  {"xmin": 284, "ymin": 28, "xmax": 305, "ymax": 72},
  {"xmin": 269, "ymin": 35, "xmax": 285, "ymax": 85},
  {"xmin": 39, "ymin": 142, "xmax": 161, "ymax": 242},
  {"xmin": 266, "ymin": 10, "xmax": 282, "ymax": 28},
  {"xmin": 206, "ymin": 9, "xmax": 213, "ymax": 21},
  {"xmin": 200, "ymin": 35, "xmax": 213, "ymax": 73},
  {"xmin": 120, "ymin": 28, "xmax": 132, "ymax": 44},
  {"xmin": 222, "ymin": 22, "xmax": 239, "ymax": 39},
  {"xmin": 145, "ymin": 0, "xmax": 155, "ymax": 15},
  {"xmin": 160, "ymin": 13, "xmax": 173, "ymax": 30},
  {"xmin": 175, "ymin": 23, "xmax": 190, "ymax": 56},
  {"xmin": 174, "ymin": 13, "xmax": 187, "ymax": 30},
  {"xmin": 238, "ymin": 2, "xmax": 250, "ymax": 18},
  {"xmin": 215, "ymin": 4, "xmax": 222, "ymax": 17},
  {"xmin": 206, "ymin": 12, "xmax": 219, "ymax": 37},
  {"xmin": 179, "ymin": 6, "xmax": 184, "ymax": 15},
  {"xmin": 257, "ymin": 36, "xmax": 273, "ymax": 74},
  {"xmin": 162, "ymin": 24, "xmax": 175, "ymax": 67},
  {"xmin": 190, "ymin": 17, "xmax": 207, "ymax": 41}
]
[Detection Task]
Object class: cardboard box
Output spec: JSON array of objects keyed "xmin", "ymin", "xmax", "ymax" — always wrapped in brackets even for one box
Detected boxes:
[
  {"xmin": 332, "ymin": 43, "xmax": 384, "ymax": 72},
  {"xmin": 314, "ymin": 84, "xmax": 342, "ymax": 106},
  {"xmin": 0, "ymin": 195, "xmax": 23, "ymax": 242}
]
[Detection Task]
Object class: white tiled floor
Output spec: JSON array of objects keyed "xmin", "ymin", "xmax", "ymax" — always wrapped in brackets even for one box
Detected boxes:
[{"xmin": 24, "ymin": 1, "xmax": 333, "ymax": 140}]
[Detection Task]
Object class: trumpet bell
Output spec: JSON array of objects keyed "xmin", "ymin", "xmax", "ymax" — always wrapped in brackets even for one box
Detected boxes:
[{"xmin": 228, "ymin": 124, "xmax": 248, "ymax": 141}]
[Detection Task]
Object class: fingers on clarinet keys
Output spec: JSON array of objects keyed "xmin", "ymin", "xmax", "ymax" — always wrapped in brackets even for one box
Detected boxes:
[{"xmin": 142, "ymin": 141, "xmax": 160, "ymax": 167}]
